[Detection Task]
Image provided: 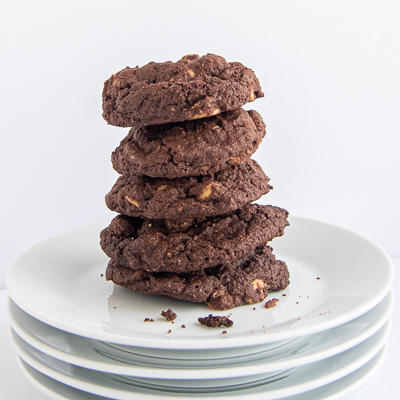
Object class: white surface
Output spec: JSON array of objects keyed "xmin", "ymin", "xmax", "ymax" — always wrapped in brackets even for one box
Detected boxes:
[
  {"xmin": 6, "ymin": 217, "xmax": 394, "ymax": 348},
  {"xmin": 6, "ymin": 291, "xmax": 393, "ymax": 379},
  {"xmin": 1, "ymin": 1, "xmax": 400, "ymax": 289},
  {"xmin": 8, "ymin": 322, "xmax": 390, "ymax": 399},
  {"xmin": 0, "ymin": 257, "xmax": 398, "ymax": 399}
]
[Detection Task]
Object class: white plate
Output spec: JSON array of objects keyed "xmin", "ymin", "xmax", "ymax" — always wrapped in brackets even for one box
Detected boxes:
[
  {"xmin": 9, "ymin": 321, "xmax": 390, "ymax": 399},
  {"xmin": 6, "ymin": 291, "xmax": 394, "ymax": 379},
  {"xmin": 6, "ymin": 217, "xmax": 394, "ymax": 349},
  {"xmin": 6, "ymin": 298, "xmax": 292, "ymax": 363},
  {"xmin": 16, "ymin": 346, "xmax": 387, "ymax": 400}
]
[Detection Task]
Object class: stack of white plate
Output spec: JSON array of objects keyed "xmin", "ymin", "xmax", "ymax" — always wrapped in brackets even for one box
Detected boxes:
[{"xmin": 6, "ymin": 216, "xmax": 394, "ymax": 400}]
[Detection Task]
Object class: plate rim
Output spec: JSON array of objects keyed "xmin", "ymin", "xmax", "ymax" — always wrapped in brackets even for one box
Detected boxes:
[
  {"xmin": 16, "ymin": 346, "xmax": 387, "ymax": 400},
  {"xmin": 10, "ymin": 321, "xmax": 391, "ymax": 400},
  {"xmin": 6, "ymin": 290, "xmax": 394, "ymax": 379}
]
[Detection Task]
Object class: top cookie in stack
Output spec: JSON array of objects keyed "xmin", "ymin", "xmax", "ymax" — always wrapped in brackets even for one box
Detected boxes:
[
  {"xmin": 100, "ymin": 54, "xmax": 290, "ymax": 310},
  {"xmin": 102, "ymin": 53, "xmax": 263, "ymax": 127}
]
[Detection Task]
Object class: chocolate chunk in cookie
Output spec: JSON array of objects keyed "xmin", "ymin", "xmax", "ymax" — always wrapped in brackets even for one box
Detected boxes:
[
  {"xmin": 105, "ymin": 245, "xmax": 290, "ymax": 310},
  {"xmin": 105, "ymin": 160, "xmax": 271, "ymax": 220},
  {"xmin": 102, "ymin": 54, "xmax": 264, "ymax": 127},
  {"xmin": 100, "ymin": 203, "xmax": 289, "ymax": 274},
  {"xmin": 111, "ymin": 109, "xmax": 266, "ymax": 178}
]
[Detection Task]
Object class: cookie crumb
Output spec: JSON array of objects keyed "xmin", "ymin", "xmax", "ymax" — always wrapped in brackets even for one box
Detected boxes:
[
  {"xmin": 161, "ymin": 308, "xmax": 177, "ymax": 321},
  {"xmin": 282, "ymin": 294, "xmax": 286, "ymax": 297},
  {"xmin": 198, "ymin": 314, "xmax": 233, "ymax": 328},
  {"xmin": 317, "ymin": 277, "xmax": 321, "ymax": 280},
  {"xmin": 296, "ymin": 302, "xmax": 299, "ymax": 304},
  {"xmin": 167, "ymin": 329, "xmax": 171, "ymax": 334},
  {"xmin": 181, "ymin": 324, "xmax": 186, "ymax": 329},
  {"xmin": 144, "ymin": 318, "xmax": 154, "ymax": 322},
  {"xmin": 222, "ymin": 330, "xmax": 227, "ymax": 334},
  {"xmin": 253, "ymin": 307, "xmax": 256, "ymax": 310},
  {"xmin": 264, "ymin": 298, "xmax": 279, "ymax": 309},
  {"xmin": 100, "ymin": 274, "xmax": 104, "ymax": 277}
]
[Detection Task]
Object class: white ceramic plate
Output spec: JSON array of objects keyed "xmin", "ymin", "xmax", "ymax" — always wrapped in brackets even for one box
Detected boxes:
[
  {"xmin": 6, "ymin": 217, "xmax": 394, "ymax": 349},
  {"xmin": 6, "ymin": 291, "xmax": 393, "ymax": 379},
  {"xmin": 6, "ymin": 298, "xmax": 292, "ymax": 363},
  {"xmin": 16, "ymin": 346, "xmax": 387, "ymax": 400},
  {"xmin": 10, "ymin": 321, "xmax": 390, "ymax": 399}
]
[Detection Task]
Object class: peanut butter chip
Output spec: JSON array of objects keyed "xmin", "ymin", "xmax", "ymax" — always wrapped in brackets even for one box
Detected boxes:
[
  {"xmin": 230, "ymin": 156, "xmax": 247, "ymax": 165},
  {"xmin": 192, "ymin": 112, "xmax": 208, "ymax": 119},
  {"xmin": 212, "ymin": 290, "xmax": 225, "ymax": 298},
  {"xmin": 212, "ymin": 108, "xmax": 220, "ymax": 116},
  {"xmin": 125, "ymin": 196, "xmax": 140, "ymax": 208},
  {"xmin": 187, "ymin": 69, "xmax": 195, "ymax": 77},
  {"xmin": 249, "ymin": 86, "xmax": 256, "ymax": 101},
  {"xmin": 197, "ymin": 183, "xmax": 213, "ymax": 200},
  {"xmin": 111, "ymin": 75, "xmax": 118, "ymax": 86},
  {"xmin": 158, "ymin": 185, "xmax": 168, "ymax": 190},
  {"xmin": 251, "ymin": 279, "xmax": 266, "ymax": 290}
]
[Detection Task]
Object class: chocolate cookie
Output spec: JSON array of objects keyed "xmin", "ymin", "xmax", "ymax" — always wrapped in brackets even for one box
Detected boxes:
[
  {"xmin": 105, "ymin": 245, "xmax": 290, "ymax": 310},
  {"xmin": 106, "ymin": 160, "xmax": 271, "ymax": 219},
  {"xmin": 111, "ymin": 109, "xmax": 266, "ymax": 179},
  {"xmin": 100, "ymin": 204, "xmax": 289, "ymax": 274},
  {"xmin": 102, "ymin": 54, "xmax": 264, "ymax": 127},
  {"xmin": 105, "ymin": 160, "xmax": 271, "ymax": 220}
]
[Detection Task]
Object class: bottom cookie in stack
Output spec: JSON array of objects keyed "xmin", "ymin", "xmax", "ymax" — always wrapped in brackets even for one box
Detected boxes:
[
  {"xmin": 101, "ymin": 203, "xmax": 290, "ymax": 309},
  {"xmin": 106, "ymin": 245, "xmax": 289, "ymax": 310}
]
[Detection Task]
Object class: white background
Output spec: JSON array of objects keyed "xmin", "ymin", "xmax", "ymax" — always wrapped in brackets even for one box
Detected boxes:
[{"xmin": 1, "ymin": 0, "xmax": 399, "ymax": 288}]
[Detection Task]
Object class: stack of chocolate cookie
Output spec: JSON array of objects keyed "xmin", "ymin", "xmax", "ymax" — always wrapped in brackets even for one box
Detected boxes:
[{"xmin": 100, "ymin": 54, "xmax": 290, "ymax": 310}]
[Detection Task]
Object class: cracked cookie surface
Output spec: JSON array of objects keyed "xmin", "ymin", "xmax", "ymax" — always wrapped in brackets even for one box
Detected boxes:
[
  {"xmin": 111, "ymin": 109, "xmax": 266, "ymax": 179},
  {"xmin": 102, "ymin": 53, "xmax": 264, "ymax": 127},
  {"xmin": 100, "ymin": 203, "xmax": 289, "ymax": 274},
  {"xmin": 105, "ymin": 160, "xmax": 271, "ymax": 220},
  {"xmin": 106, "ymin": 245, "xmax": 290, "ymax": 310}
]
